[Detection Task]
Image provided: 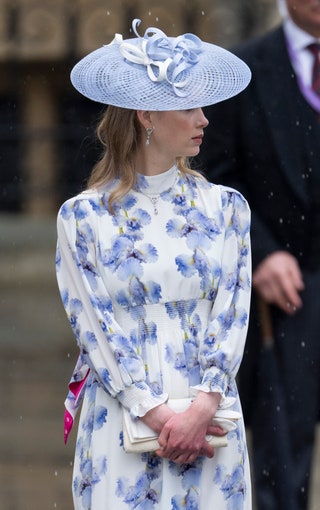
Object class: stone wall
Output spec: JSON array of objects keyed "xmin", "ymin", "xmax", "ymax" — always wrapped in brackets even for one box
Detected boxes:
[{"xmin": 0, "ymin": 0, "xmax": 280, "ymax": 215}]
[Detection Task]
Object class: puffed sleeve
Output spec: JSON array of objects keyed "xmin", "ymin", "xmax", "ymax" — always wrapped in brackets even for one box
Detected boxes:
[
  {"xmin": 191, "ymin": 186, "xmax": 251, "ymax": 399},
  {"xmin": 56, "ymin": 195, "xmax": 168, "ymax": 418}
]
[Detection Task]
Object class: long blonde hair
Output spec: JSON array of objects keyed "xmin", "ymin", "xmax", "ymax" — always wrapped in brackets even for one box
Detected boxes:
[{"xmin": 87, "ymin": 106, "xmax": 204, "ymax": 211}]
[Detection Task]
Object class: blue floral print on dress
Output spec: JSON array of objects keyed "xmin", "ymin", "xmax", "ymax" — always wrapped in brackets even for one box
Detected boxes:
[{"xmin": 56, "ymin": 167, "xmax": 252, "ymax": 509}]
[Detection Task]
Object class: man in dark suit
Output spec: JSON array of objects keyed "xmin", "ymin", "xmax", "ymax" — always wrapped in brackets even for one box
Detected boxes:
[{"xmin": 198, "ymin": 1, "xmax": 320, "ymax": 509}]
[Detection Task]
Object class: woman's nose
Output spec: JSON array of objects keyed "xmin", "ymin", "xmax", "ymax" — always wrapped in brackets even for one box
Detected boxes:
[{"xmin": 198, "ymin": 108, "xmax": 209, "ymax": 128}]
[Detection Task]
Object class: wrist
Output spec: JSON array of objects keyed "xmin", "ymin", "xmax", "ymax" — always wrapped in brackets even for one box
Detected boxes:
[
  {"xmin": 140, "ymin": 403, "xmax": 174, "ymax": 434},
  {"xmin": 190, "ymin": 392, "xmax": 221, "ymax": 421}
]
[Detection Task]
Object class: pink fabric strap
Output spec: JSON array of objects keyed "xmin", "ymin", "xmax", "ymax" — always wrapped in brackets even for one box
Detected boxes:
[
  {"xmin": 64, "ymin": 369, "xmax": 90, "ymax": 444},
  {"xmin": 64, "ymin": 409, "xmax": 74, "ymax": 444}
]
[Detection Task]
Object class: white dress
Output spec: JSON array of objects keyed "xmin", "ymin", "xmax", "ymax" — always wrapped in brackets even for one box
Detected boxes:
[{"xmin": 56, "ymin": 165, "xmax": 252, "ymax": 510}]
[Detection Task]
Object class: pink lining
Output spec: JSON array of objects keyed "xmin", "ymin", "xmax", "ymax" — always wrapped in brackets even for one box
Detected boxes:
[{"xmin": 64, "ymin": 369, "xmax": 90, "ymax": 444}]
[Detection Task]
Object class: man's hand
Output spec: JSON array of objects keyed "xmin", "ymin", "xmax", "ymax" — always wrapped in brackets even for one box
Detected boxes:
[{"xmin": 253, "ymin": 251, "xmax": 304, "ymax": 314}]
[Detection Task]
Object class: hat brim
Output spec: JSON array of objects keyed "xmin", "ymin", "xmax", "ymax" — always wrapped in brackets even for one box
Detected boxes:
[{"xmin": 71, "ymin": 38, "xmax": 251, "ymax": 110}]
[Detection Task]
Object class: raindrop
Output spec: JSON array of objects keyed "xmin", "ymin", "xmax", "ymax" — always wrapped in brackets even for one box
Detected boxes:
[
  {"xmin": 301, "ymin": 342, "xmax": 305, "ymax": 348},
  {"xmin": 279, "ymin": 218, "xmax": 283, "ymax": 224},
  {"xmin": 54, "ymin": 470, "xmax": 58, "ymax": 477}
]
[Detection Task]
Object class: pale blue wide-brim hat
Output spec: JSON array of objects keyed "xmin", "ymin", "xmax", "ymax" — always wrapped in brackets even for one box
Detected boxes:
[{"xmin": 71, "ymin": 19, "xmax": 251, "ymax": 111}]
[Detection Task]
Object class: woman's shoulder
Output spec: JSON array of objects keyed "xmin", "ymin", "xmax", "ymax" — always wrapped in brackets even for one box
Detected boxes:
[
  {"xmin": 57, "ymin": 187, "xmax": 111, "ymax": 222},
  {"xmin": 200, "ymin": 180, "xmax": 251, "ymax": 230},
  {"xmin": 218, "ymin": 185, "xmax": 251, "ymax": 224},
  {"xmin": 216, "ymin": 184, "xmax": 249, "ymax": 207},
  {"xmin": 216, "ymin": 185, "xmax": 251, "ymax": 233},
  {"xmin": 193, "ymin": 175, "xmax": 249, "ymax": 208}
]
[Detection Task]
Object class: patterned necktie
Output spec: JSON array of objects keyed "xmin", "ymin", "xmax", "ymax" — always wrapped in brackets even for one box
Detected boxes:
[{"xmin": 308, "ymin": 42, "xmax": 320, "ymax": 96}]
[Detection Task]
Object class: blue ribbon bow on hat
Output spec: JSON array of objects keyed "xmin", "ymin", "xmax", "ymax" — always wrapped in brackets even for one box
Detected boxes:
[{"xmin": 116, "ymin": 19, "xmax": 203, "ymax": 97}]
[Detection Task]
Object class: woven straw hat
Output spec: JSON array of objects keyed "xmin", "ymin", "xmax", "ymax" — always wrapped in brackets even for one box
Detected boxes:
[{"xmin": 71, "ymin": 19, "xmax": 251, "ymax": 111}]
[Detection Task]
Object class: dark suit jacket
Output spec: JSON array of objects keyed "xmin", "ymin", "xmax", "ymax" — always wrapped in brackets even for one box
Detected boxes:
[
  {"xmin": 198, "ymin": 25, "xmax": 320, "ymax": 423},
  {"xmin": 200, "ymin": 25, "xmax": 320, "ymax": 273}
]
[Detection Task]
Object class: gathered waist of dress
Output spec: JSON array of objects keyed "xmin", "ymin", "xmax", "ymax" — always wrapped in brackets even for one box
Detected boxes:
[{"xmin": 113, "ymin": 298, "xmax": 213, "ymax": 330}]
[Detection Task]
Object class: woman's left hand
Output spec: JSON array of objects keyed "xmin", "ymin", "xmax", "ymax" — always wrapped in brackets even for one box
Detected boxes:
[{"xmin": 156, "ymin": 391, "xmax": 226, "ymax": 463}]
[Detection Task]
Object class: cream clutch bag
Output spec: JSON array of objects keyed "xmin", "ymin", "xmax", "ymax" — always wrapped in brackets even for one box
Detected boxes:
[{"xmin": 123, "ymin": 397, "xmax": 241, "ymax": 453}]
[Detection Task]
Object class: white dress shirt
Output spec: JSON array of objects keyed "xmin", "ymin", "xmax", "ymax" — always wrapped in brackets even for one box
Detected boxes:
[
  {"xmin": 283, "ymin": 17, "xmax": 319, "ymax": 88},
  {"xmin": 283, "ymin": 17, "xmax": 320, "ymax": 111}
]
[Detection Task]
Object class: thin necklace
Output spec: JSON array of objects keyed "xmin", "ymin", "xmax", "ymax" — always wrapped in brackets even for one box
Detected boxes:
[
  {"xmin": 147, "ymin": 195, "xmax": 160, "ymax": 215},
  {"xmin": 139, "ymin": 191, "xmax": 161, "ymax": 215},
  {"xmin": 138, "ymin": 171, "xmax": 179, "ymax": 216}
]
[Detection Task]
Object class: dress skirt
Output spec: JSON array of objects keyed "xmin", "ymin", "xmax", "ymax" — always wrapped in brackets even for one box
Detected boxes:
[{"xmin": 73, "ymin": 301, "xmax": 251, "ymax": 510}]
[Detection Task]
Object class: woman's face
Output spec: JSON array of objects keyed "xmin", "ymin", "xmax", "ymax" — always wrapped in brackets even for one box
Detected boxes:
[
  {"xmin": 286, "ymin": 0, "xmax": 320, "ymax": 36},
  {"xmin": 149, "ymin": 108, "xmax": 209, "ymax": 161}
]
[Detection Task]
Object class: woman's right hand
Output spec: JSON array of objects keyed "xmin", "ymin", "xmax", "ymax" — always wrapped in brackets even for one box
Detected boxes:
[
  {"xmin": 151, "ymin": 392, "xmax": 226, "ymax": 463},
  {"xmin": 156, "ymin": 412, "xmax": 226, "ymax": 464}
]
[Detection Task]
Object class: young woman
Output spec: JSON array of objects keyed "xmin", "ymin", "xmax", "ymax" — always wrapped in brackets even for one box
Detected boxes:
[{"xmin": 56, "ymin": 19, "xmax": 252, "ymax": 510}]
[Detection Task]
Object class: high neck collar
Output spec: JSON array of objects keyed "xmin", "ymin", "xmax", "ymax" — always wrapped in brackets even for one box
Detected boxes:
[{"xmin": 135, "ymin": 165, "xmax": 178, "ymax": 195}]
